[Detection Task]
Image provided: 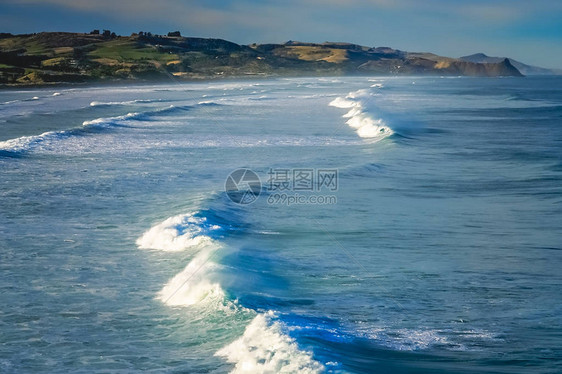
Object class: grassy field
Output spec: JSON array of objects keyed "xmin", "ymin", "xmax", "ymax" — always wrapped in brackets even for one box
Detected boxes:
[
  {"xmin": 0, "ymin": 32, "xmax": 524, "ymax": 85},
  {"xmin": 88, "ymin": 39, "xmax": 179, "ymax": 63}
]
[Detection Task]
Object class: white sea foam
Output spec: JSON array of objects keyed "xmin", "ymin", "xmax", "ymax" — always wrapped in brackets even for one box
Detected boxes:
[
  {"xmin": 363, "ymin": 325, "xmax": 500, "ymax": 352},
  {"xmin": 327, "ymin": 97, "xmax": 355, "ymax": 109},
  {"xmin": 142, "ymin": 211, "xmax": 324, "ymax": 372},
  {"xmin": 52, "ymin": 92, "xmax": 61, "ymax": 96},
  {"xmin": 216, "ymin": 311, "xmax": 324, "ymax": 374},
  {"xmin": 139, "ymin": 211, "xmax": 233, "ymax": 310},
  {"xmin": 197, "ymin": 100, "xmax": 223, "ymax": 106},
  {"xmin": 392, "ymin": 329, "xmax": 454, "ymax": 350},
  {"xmin": 82, "ymin": 105, "xmax": 184, "ymax": 127},
  {"xmin": 82, "ymin": 112, "xmax": 141, "ymax": 128},
  {"xmin": 0, "ymin": 130, "xmax": 69, "ymax": 153},
  {"xmin": 364, "ymin": 326, "xmax": 456, "ymax": 351},
  {"xmin": 248, "ymin": 95, "xmax": 273, "ymax": 101},
  {"xmin": 330, "ymin": 89, "xmax": 393, "ymax": 139},
  {"xmin": 157, "ymin": 243, "xmax": 228, "ymax": 308},
  {"xmin": 89, "ymin": 99, "xmax": 160, "ymax": 107},
  {"xmin": 136, "ymin": 213, "xmax": 220, "ymax": 252},
  {"xmin": 0, "ymin": 112, "xmax": 143, "ymax": 153},
  {"xmin": 1, "ymin": 99, "xmax": 21, "ymax": 105}
]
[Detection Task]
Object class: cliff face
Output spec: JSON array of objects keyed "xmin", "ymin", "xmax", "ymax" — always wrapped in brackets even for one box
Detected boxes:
[
  {"xmin": 439, "ymin": 58, "xmax": 523, "ymax": 77},
  {"xmin": 354, "ymin": 56, "xmax": 522, "ymax": 77},
  {"xmin": 461, "ymin": 53, "xmax": 559, "ymax": 76},
  {"xmin": 485, "ymin": 58, "xmax": 524, "ymax": 77},
  {"xmin": 0, "ymin": 32, "xmax": 523, "ymax": 86}
]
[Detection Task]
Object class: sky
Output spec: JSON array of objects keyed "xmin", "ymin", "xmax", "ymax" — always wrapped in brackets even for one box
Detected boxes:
[{"xmin": 1, "ymin": 0, "xmax": 561, "ymax": 68}]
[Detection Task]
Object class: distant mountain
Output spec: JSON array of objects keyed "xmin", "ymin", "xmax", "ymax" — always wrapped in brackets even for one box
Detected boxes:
[
  {"xmin": 460, "ymin": 53, "xmax": 561, "ymax": 75},
  {"xmin": 0, "ymin": 32, "xmax": 523, "ymax": 86}
]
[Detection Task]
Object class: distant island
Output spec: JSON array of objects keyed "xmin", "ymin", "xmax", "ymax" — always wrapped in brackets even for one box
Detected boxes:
[{"xmin": 2, "ymin": 30, "xmax": 553, "ymax": 86}]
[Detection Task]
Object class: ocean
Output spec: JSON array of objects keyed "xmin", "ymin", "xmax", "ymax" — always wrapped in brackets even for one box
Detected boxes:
[{"xmin": 1, "ymin": 76, "xmax": 561, "ymax": 373}]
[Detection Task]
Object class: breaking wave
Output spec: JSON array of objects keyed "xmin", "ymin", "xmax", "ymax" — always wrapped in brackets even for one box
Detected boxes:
[
  {"xmin": 137, "ymin": 211, "xmax": 230, "ymax": 310},
  {"xmin": 329, "ymin": 88, "xmax": 393, "ymax": 139},
  {"xmin": 137, "ymin": 209, "xmax": 324, "ymax": 373},
  {"xmin": 0, "ymin": 130, "xmax": 71, "ymax": 154},
  {"xmin": 89, "ymin": 99, "xmax": 164, "ymax": 107},
  {"xmin": 0, "ymin": 113, "xmax": 134, "ymax": 155},
  {"xmin": 136, "ymin": 212, "xmax": 221, "ymax": 252},
  {"xmin": 1, "ymin": 96, "xmax": 41, "ymax": 106},
  {"xmin": 81, "ymin": 112, "xmax": 143, "ymax": 128},
  {"xmin": 157, "ymin": 243, "xmax": 230, "ymax": 309},
  {"xmin": 215, "ymin": 311, "xmax": 324, "ymax": 374},
  {"xmin": 0, "ymin": 99, "xmax": 21, "ymax": 106},
  {"xmin": 0, "ymin": 105, "xmax": 190, "ymax": 155},
  {"xmin": 197, "ymin": 100, "xmax": 224, "ymax": 106}
]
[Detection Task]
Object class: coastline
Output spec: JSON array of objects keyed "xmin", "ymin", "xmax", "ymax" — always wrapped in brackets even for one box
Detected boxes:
[
  {"xmin": 0, "ymin": 71, "xmax": 534, "ymax": 90},
  {"xmin": 1, "ymin": 32, "xmax": 525, "ymax": 88}
]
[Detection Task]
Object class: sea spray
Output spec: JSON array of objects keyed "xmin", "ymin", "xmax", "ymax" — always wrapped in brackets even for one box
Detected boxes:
[
  {"xmin": 0, "ymin": 130, "xmax": 71, "ymax": 154},
  {"xmin": 136, "ymin": 213, "xmax": 220, "ymax": 252},
  {"xmin": 82, "ymin": 112, "xmax": 142, "ymax": 128},
  {"xmin": 157, "ymin": 243, "xmax": 227, "ymax": 307},
  {"xmin": 330, "ymin": 88, "xmax": 393, "ymax": 139},
  {"xmin": 215, "ymin": 311, "xmax": 324, "ymax": 374},
  {"xmin": 137, "ymin": 211, "xmax": 325, "ymax": 373},
  {"xmin": 0, "ymin": 105, "xmax": 190, "ymax": 155}
]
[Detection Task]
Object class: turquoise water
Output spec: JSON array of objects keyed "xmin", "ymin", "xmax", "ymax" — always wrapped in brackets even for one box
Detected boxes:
[{"xmin": 1, "ymin": 77, "xmax": 561, "ymax": 373}]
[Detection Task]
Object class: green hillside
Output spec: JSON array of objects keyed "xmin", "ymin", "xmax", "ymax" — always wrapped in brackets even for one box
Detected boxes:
[{"xmin": 0, "ymin": 31, "xmax": 522, "ymax": 86}]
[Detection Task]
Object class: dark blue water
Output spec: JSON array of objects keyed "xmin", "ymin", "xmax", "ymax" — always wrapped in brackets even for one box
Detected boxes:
[{"xmin": 1, "ymin": 77, "xmax": 561, "ymax": 373}]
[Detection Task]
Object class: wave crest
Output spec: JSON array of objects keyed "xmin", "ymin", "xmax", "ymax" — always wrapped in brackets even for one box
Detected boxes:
[
  {"xmin": 157, "ymin": 243, "xmax": 228, "ymax": 308},
  {"xmin": 136, "ymin": 213, "xmax": 221, "ymax": 252},
  {"xmin": 215, "ymin": 311, "xmax": 324, "ymax": 374},
  {"xmin": 82, "ymin": 112, "xmax": 141, "ymax": 128},
  {"xmin": 89, "ymin": 99, "xmax": 162, "ymax": 107},
  {"xmin": 0, "ymin": 105, "xmax": 190, "ymax": 155},
  {"xmin": 0, "ymin": 130, "xmax": 70, "ymax": 154},
  {"xmin": 330, "ymin": 89, "xmax": 393, "ymax": 139},
  {"xmin": 137, "ymin": 209, "xmax": 325, "ymax": 372}
]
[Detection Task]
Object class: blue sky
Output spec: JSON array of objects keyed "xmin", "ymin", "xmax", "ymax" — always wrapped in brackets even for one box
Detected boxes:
[{"xmin": 1, "ymin": 0, "xmax": 561, "ymax": 68}]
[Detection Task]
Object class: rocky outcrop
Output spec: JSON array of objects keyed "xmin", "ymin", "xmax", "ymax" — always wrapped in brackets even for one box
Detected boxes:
[
  {"xmin": 460, "ymin": 53, "xmax": 559, "ymax": 75},
  {"xmin": 436, "ymin": 58, "xmax": 523, "ymax": 77}
]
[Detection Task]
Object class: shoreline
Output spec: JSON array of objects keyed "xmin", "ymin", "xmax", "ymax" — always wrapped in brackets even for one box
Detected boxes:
[{"xmin": 0, "ymin": 71, "xmax": 533, "ymax": 91}]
